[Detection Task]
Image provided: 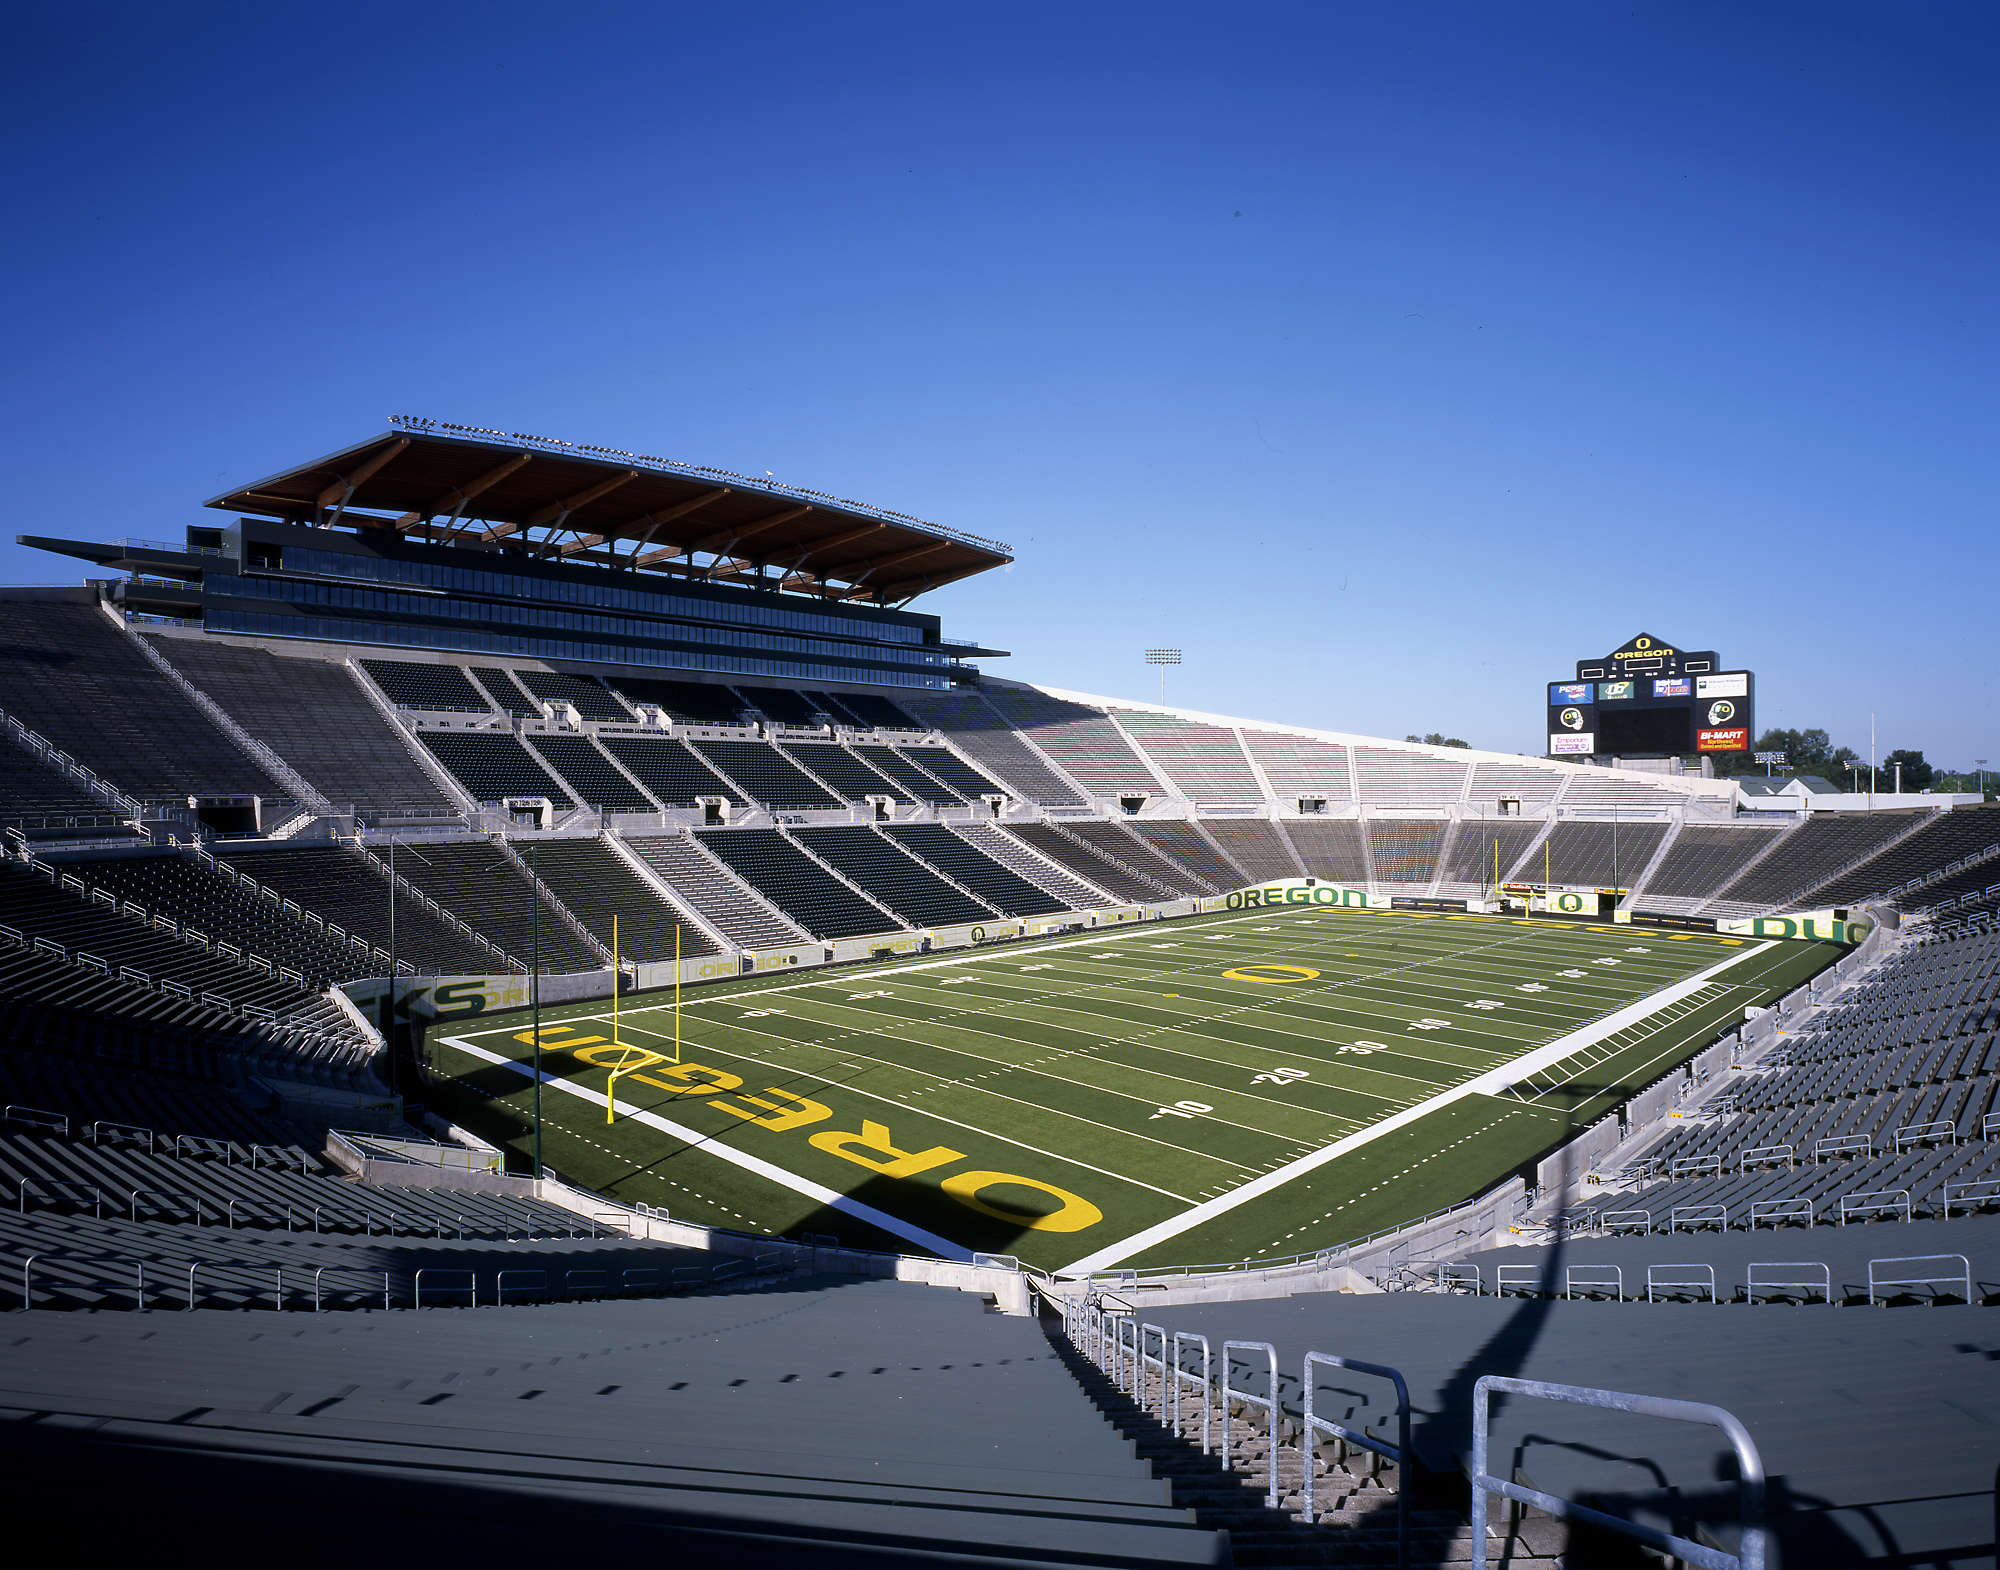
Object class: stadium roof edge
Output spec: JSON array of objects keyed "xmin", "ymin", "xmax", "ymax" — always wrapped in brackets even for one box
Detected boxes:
[{"xmin": 201, "ymin": 423, "xmax": 1013, "ymax": 606}]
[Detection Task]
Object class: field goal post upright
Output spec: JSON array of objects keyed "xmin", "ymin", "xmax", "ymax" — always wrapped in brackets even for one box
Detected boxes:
[{"xmin": 604, "ymin": 914, "xmax": 679, "ymax": 1123}]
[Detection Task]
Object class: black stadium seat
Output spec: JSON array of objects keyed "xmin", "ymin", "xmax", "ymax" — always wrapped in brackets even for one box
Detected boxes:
[
  {"xmin": 418, "ymin": 732, "xmax": 575, "ymax": 808},
  {"xmin": 695, "ymin": 829, "xmax": 890, "ymax": 938}
]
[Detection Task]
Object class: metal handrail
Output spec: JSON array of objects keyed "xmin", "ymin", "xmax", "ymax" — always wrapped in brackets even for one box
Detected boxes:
[
  {"xmin": 1941, "ymin": 1178, "xmax": 2000, "ymax": 1215},
  {"xmin": 1646, "ymin": 1263, "xmax": 1718, "ymax": 1304},
  {"xmin": 4, "ymin": 1105, "xmax": 69, "ymax": 1135},
  {"xmin": 1600, "ymin": 1209, "xmax": 1652, "ymax": 1235},
  {"xmin": 1750, "ymin": 1197, "xmax": 1812, "ymax": 1229},
  {"xmin": 20, "ymin": 1256, "xmax": 146, "ymax": 1311},
  {"xmin": 1746, "ymin": 1261, "xmax": 1831, "ymax": 1304},
  {"xmin": 1115, "ymin": 1314, "xmax": 1141, "ymax": 1400},
  {"xmin": 90, "ymin": 1120, "xmax": 153, "ymax": 1151},
  {"xmin": 313, "ymin": 1266, "xmax": 391, "ymax": 1312},
  {"xmin": 1096, "ymin": 1303, "xmax": 1130, "ymax": 1367},
  {"xmin": 1564, "ymin": 1264, "xmax": 1623, "ymax": 1301},
  {"xmin": 1138, "ymin": 1323, "xmax": 1169, "ymax": 1420},
  {"xmin": 414, "ymin": 1268, "xmax": 476, "ymax": 1309},
  {"xmin": 495, "ymin": 1269, "xmax": 548, "ymax": 1304},
  {"xmin": 1472, "ymin": 1375, "xmax": 1765, "ymax": 1569},
  {"xmin": 1221, "ymin": 1340, "xmax": 1280, "ymax": 1508},
  {"xmin": 1867, "ymin": 1253, "xmax": 1971, "ymax": 1306},
  {"xmin": 1434, "ymin": 1262, "xmax": 1482, "ymax": 1294},
  {"xmin": 19, "ymin": 1177, "xmax": 102, "ymax": 1217},
  {"xmin": 1170, "ymin": 1331, "xmax": 1212, "ymax": 1452},
  {"xmin": 1302, "ymin": 1351, "xmax": 1410, "ymax": 1566},
  {"xmin": 1669, "ymin": 1204, "xmax": 1728, "ymax": 1233},
  {"xmin": 1839, "ymin": 1189, "xmax": 1911, "ymax": 1226},
  {"xmin": 1494, "ymin": 1264, "xmax": 1541, "ymax": 1298},
  {"xmin": 1893, "ymin": 1120, "xmax": 1955, "ymax": 1149}
]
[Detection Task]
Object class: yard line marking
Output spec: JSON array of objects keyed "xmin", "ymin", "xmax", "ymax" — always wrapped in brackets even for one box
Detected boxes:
[
  {"xmin": 1055, "ymin": 940, "xmax": 1779, "ymax": 1274},
  {"xmin": 454, "ymin": 906, "xmax": 1693, "ymax": 1045},
  {"xmin": 712, "ymin": 995, "xmax": 1335, "ymax": 1143},
  {"xmin": 872, "ymin": 973, "xmax": 1472, "ymax": 1096},
  {"xmin": 438, "ymin": 1035, "xmax": 975, "ymax": 1261}
]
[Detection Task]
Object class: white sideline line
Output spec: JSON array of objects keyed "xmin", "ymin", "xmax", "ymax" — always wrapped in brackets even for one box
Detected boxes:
[
  {"xmin": 437, "ymin": 1035, "xmax": 975, "ymax": 1262},
  {"xmin": 1054, "ymin": 940, "xmax": 1779, "ymax": 1275}
]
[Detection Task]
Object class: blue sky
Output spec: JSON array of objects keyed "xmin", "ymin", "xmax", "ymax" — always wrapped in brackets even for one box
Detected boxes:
[{"xmin": 3, "ymin": 2, "xmax": 1993, "ymax": 765}]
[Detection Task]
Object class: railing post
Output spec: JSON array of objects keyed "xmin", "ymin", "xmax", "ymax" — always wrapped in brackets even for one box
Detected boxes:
[
  {"xmin": 1471, "ymin": 1375, "xmax": 1765, "ymax": 1570},
  {"xmin": 1139, "ymin": 1323, "xmax": 1168, "ymax": 1419},
  {"xmin": 1302, "ymin": 1351, "xmax": 1411, "ymax": 1568},
  {"xmin": 1221, "ymin": 1340, "xmax": 1280, "ymax": 1508},
  {"xmin": 1172, "ymin": 1331, "xmax": 1212, "ymax": 1452}
]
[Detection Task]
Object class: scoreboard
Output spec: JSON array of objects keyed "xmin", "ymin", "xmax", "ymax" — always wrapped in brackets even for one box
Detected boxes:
[{"xmin": 1547, "ymin": 632, "xmax": 1753, "ymax": 759}]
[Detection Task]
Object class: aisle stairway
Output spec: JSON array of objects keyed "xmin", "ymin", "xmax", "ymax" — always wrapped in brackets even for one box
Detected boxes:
[{"xmin": 1045, "ymin": 1310, "xmax": 1561, "ymax": 1566}]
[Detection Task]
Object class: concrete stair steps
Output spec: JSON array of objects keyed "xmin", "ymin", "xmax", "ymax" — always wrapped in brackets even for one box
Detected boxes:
[{"xmin": 1051, "ymin": 1323, "xmax": 1574, "ymax": 1569}]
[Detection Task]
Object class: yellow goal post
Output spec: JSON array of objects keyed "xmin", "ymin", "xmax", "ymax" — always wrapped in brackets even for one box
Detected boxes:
[{"xmin": 604, "ymin": 1041, "xmax": 674, "ymax": 1124}]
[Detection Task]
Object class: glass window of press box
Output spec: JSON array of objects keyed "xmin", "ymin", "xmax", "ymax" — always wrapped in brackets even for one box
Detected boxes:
[{"xmin": 278, "ymin": 546, "xmax": 928, "ymax": 645}]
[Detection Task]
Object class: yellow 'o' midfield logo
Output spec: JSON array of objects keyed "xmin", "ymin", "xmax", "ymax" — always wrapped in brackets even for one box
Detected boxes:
[{"xmin": 1222, "ymin": 964, "xmax": 1321, "ymax": 984}]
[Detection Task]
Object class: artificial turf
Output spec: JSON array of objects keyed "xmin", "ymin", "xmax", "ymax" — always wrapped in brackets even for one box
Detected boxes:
[{"xmin": 424, "ymin": 903, "xmax": 1840, "ymax": 1273}]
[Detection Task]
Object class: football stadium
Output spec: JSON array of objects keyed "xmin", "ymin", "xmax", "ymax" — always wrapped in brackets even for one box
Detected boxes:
[{"xmin": 1, "ymin": 419, "xmax": 1995, "ymax": 1566}]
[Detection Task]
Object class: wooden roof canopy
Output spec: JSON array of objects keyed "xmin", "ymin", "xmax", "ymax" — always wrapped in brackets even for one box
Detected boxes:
[{"xmin": 206, "ymin": 421, "xmax": 1013, "ymax": 604}]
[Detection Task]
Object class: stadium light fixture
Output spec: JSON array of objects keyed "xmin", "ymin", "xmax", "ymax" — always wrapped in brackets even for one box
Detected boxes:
[
  {"xmin": 1977, "ymin": 759, "xmax": 1988, "ymax": 798},
  {"xmin": 1143, "ymin": 647, "xmax": 1181, "ymax": 706},
  {"xmin": 1754, "ymin": 750, "xmax": 1787, "ymax": 779}
]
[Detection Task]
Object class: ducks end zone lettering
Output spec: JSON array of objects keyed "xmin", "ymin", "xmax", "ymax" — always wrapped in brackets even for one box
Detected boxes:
[
  {"xmin": 1715, "ymin": 911, "xmax": 1869, "ymax": 945},
  {"xmin": 536, "ymin": 1030, "xmax": 1103, "ymax": 1235}
]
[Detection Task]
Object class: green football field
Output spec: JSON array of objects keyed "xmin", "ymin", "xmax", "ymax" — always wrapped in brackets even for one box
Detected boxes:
[{"xmin": 425, "ymin": 904, "xmax": 1836, "ymax": 1275}]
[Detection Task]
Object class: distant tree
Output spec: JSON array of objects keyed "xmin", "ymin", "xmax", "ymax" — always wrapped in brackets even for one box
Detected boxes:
[
  {"xmin": 1883, "ymin": 749, "xmax": 1935, "ymax": 791},
  {"xmin": 1406, "ymin": 732, "xmax": 1469, "ymax": 749},
  {"xmin": 1933, "ymin": 768, "xmax": 1995, "ymax": 798},
  {"xmin": 1710, "ymin": 726, "xmax": 1848, "ymax": 780}
]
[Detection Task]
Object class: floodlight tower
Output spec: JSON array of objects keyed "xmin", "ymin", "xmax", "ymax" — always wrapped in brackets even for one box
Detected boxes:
[{"xmin": 1144, "ymin": 648, "xmax": 1181, "ymax": 707}]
